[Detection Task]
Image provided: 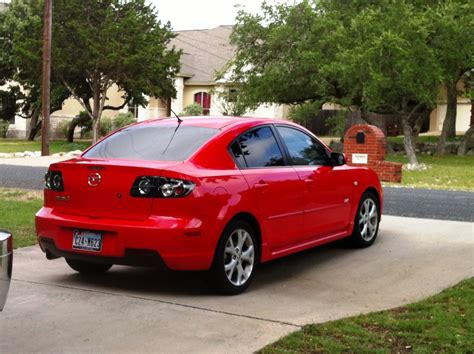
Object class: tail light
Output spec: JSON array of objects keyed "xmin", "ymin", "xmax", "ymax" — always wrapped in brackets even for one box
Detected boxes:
[
  {"xmin": 44, "ymin": 171, "xmax": 64, "ymax": 192},
  {"xmin": 130, "ymin": 176, "xmax": 195, "ymax": 198}
]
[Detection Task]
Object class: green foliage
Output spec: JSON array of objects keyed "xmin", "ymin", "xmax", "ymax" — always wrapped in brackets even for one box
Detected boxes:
[
  {"xmin": 325, "ymin": 111, "xmax": 346, "ymax": 138},
  {"xmin": 180, "ymin": 103, "xmax": 203, "ymax": 116},
  {"xmin": 229, "ymin": 0, "xmax": 474, "ymax": 165},
  {"xmin": 0, "ymin": 0, "xmax": 181, "ymax": 142},
  {"xmin": 288, "ymin": 101, "xmax": 322, "ymax": 124},
  {"xmin": 0, "ymin": 1, "xmax": 69, "ymax": 133},
  {"xmin": 52, "ymin": 0, "xmax": 181, "ymax": 141},
  {"xmin": 113, "ymin": 113, "xmax": 137, "ymax": 129},
  {"xmin": 56, "ymin": 120, "xmax": 70, "ymax": 139},
  {"xmin": 99, "ymin": 118, "xmax": 113, "ymax": 137},
  {"xmin": 216, "ymin": 88, "xmax": 247, "ymax": 116},
  {"xmin": 0, "ymin": 119, "xmax": 9, "ymax": 138}
]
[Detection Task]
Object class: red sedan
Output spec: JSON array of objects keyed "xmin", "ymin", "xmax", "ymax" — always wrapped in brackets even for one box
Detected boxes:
[{"xmin": 36, "ymin": 117, "xmax": 382, "ymax": 294}]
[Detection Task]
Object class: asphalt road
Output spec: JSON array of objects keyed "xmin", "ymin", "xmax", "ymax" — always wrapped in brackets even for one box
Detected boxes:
[{"xmin": 0, "ymin": 163, "xmax": 472, "ymax": 222}]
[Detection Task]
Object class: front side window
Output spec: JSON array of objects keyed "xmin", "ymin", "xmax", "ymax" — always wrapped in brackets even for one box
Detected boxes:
[
  {"xmin": 84, "ymin": 125, "xmax": 218, "ymax": 161},
  {"xmin": 237, "ymin": 126, "xmax": 284, "ymax": 168},
  {"xmin": 276, "ymin": 126, "xmax": 329, "ymax": 166}
]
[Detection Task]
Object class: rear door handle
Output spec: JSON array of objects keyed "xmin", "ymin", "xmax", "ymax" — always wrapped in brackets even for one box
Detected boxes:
[{"xmin": 254, "ymin": 181, "xmax": 269, "ymax": 190}]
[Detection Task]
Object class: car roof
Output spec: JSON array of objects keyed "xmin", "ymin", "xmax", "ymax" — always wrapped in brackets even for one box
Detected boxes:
[{"xmin": 135, "ymin": 116, "xmax": 292, "ymax": 131}]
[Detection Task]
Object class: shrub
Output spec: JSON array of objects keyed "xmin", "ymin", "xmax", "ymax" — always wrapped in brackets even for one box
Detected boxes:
[
  {"xmin": 288, "ymin": 101, "xmax": 321, "ymax": 124},
  {"xmin": 0, "ymin": 119, "xmax": 9, "ymax": 138},
  {"xmin": 180, "ymin": 103, "xmax": 203, "ymax": 116},
  {"xmin": 56, "ymin": 120, "xmax": 70, "ymax": 139},
  {"xmin": 100, "ymin": 117, "xmax": 113, "ymax": 137},
  {"xmin": 113, "ymin": 113, "xmax": 136, "ymax": 129}
]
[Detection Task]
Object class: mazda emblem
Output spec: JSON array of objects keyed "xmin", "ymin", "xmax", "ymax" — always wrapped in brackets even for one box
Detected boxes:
[{"xmin": 88, "ymin": 173, "xmax": 102, "ymax": 187}]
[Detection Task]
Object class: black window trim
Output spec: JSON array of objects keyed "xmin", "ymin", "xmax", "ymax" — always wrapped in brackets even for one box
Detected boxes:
[
  {"xmin": 273, "ymin": 124, "xmax": 332, "ymax": 167},
  {"xmin": 227, "ymin": 124, "xmax": 293, "ymax": 170}
]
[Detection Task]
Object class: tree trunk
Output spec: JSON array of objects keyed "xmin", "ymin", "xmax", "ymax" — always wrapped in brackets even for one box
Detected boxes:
[
  {"xmin": 67, "ymin": 113, "xmax": 91, "ymax": 143},
  {"xmin": 27, "ymin": 106, "xmax": 41, "ymax": 141},
  {"xmin": 436, "ymin": 81, "xmax": 457, "ymax": 154},
  {"xmin": 458, "ymin": 125, "xmax": 473, "ymax": 155},
  {"xmin": 401, "ymin": 115, "xmax": 419, "ymax": 166},
  {"xmin": 92, "ymin": 118, "xmax": 100, "ymax": 143}
]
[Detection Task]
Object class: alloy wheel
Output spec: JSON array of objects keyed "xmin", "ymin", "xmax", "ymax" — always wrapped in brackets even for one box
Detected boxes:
[
  {"xmin": 359, "ymin": 198, "xmax": 378, "ymax": 241},
  {"xmin": 223, "ymin": 228, "xmax": 255, "ymax": 286}
]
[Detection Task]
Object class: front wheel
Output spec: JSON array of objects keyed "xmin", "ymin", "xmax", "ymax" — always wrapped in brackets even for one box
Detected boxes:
[
  {"xmin": 211, "ymin": 220, "xmax": 258, "ymax": 295},
  {"xmin": 350, "ymin": 191, "xmax": 380, "ymax": 248},
  {"xmin": 65, "ymin": 258, "xmax": 113, "ymax": 274}
]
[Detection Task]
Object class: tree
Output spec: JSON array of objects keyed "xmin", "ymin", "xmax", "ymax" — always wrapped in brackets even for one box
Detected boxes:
[
  {"xmin": 431, "ymin": 1, "xmax": 474, "ymax": 154},
  {"xmin": 334, "ymin": 1, "xmax": 442, "ymax": 166},
  {"xmin": 52, "ymin": 0, "xmax": 180, "ymax": 143},
  {"xmin": 0, "ymin": 0, "xmax": 69, "ymax": 140},
  {"xmin": 229, "ymin": 0, "xmax": 445, "ymax": 167},
  {"xmin": 458, "ymin": 69, "xmax": 474, "ymax": 155}
]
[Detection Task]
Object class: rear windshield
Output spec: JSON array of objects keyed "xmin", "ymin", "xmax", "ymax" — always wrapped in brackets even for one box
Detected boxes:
[{"xmin": 83, "ymin": 124, "xmax": 218, "ymax": 161}]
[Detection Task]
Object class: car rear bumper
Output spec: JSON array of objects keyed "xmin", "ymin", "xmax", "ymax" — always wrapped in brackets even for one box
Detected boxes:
[
  {"xmin": 0, "ymin": 230, "xmax": 13, "ymax": 312},
  {"xmin": 36, "ymin": 207, "xmax": 215, "ymax": 271}
]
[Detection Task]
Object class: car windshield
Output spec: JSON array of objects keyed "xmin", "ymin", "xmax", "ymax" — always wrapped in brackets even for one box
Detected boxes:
[{"xmin": 83, "ymin": 124, "xmax": 218, "ymax": 161}]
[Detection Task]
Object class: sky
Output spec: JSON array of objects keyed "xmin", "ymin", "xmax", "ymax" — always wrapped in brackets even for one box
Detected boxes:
[{"xmin": 147, "ymin": 0, "xmax": 291, "ymax": 31}]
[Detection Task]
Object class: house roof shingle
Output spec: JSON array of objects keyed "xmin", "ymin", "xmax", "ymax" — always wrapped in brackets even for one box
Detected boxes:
[{"xmin": 170, "ymin": 25, "xmax": 235, "ymax": 85}]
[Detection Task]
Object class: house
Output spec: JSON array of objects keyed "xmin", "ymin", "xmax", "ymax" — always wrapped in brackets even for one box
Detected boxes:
[
  {"xmin": 4, "ymin": 24, "xmax": 471, "ymax": 138},
  {"xmin": 133, "ymin": 25, "xmax": 288, "ymax": 122}
]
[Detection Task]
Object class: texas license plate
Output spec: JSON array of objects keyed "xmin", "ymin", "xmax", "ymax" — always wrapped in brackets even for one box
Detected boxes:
[{"xmin": 72, "ymin": 230, "xmax": 102, "ymax": 252}]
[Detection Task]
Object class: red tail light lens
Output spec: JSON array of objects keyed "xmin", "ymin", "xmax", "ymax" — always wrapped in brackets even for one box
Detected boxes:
[
  {"xmin": 45, "ymin": 171, "xmax": 64, "ymax": 192},
  {"xmin": 130, "ymin": 176, "xmax": 195, "ymax": 198}
]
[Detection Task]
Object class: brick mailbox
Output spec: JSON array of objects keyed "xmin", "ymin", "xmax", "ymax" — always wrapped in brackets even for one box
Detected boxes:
[{"xmin": 344, "ymin": 124, "xmax": 402, "ymax": 183}]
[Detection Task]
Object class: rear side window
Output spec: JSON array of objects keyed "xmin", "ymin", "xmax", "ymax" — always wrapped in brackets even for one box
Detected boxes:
[
  {"xmin": 84, "ymin": 125, "xmax": 218, "ymax": 161},
  {"xmin": 276, "ymin": 126, "xmax": 329, "ymax": 165},
  {"xmin": 236, "ymin": 126, "xmax": 284, "ymax": 168}
]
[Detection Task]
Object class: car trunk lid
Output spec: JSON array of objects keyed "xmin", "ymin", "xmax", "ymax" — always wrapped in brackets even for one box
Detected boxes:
[{"xmin": 49, "ymin": 158, "xmax": 181, "ymax": 221}]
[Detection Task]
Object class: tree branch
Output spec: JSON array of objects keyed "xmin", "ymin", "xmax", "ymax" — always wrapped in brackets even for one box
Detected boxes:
[{"xmin": 61, "ymin": 78, "xmax": 94, "ymax": 120}]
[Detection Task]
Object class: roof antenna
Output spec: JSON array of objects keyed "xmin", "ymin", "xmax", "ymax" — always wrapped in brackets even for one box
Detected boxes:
[{"xmin": 170, "ymin": 108, "xmax": 183, "ymax": 124}]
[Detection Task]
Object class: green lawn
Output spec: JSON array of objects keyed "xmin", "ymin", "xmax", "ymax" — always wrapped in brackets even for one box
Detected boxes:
[
  {"xmin": 385, "ymin": 154, "xmax": 474, "ymax": 191},
  {"xmin": 0, "ymin": 139, "xmax": 91, "ymax": 153},
  {"xmin": 0, "ymin": 188, "xmax": 43, "ymax": 248},
  {"xmin": 387, "ymin": 135, "xmax": 463, "ymax": 144},
  {"xmin": 262, "ymin": 278, "xmax": 474, "ymax": 353}
]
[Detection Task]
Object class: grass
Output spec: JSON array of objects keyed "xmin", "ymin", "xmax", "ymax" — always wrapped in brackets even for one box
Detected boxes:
[
  {"xmin": 0, "ymin": 188, "xmax": 43, "ymax": 248},
  {"xmin": 385, "ymin": 154, "xmax": 474, "ymax": 191},
  {"xmin": 0, "ymin": 139, "xmax": 91, "ymax": 154},
  {"xmin": 262, "ymin": 278, "xmax": 474, "ymax": 353},
  {"xmin": 387, "ymin": 135, "xmax": 463, "ymax": 144}
]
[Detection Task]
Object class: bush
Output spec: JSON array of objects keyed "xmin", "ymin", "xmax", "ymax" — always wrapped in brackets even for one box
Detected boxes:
[
  {"xmin": 100, "ymin": 117, "xmax": 113, "ymax": 137},
  {"xmin": 180, "ymin": 103, "xmax": 203, "ymax": 116},
  {"xmin": 325, "ymin": 111, "xmax": 346, "ymax": 137},
  {"xmin": 56, "ymin": 120, "xmax": 70, "ymax": 139},
  {"xmin": 288, "ymin": 101, "xmax": 321, "ymax": 124},
  {"xmin": 0, "ymin": 119, "xmax": 9, "ymax": 138},
  {"xmin": 113, "ymin": 113, "xmax": 136, "ymax": 129}
]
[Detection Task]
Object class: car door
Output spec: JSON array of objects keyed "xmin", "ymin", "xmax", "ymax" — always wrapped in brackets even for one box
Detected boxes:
[
  {"xmin": 275, "ymin": 125, "xmax": 353, "ymax": 240},
  {"xmin": 229, "ymin": 125, "xmax": 305, "ymax": 251}
]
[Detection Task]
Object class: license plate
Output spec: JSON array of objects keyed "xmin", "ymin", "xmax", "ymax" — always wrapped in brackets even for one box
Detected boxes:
[{"xmin": 72, "ymin": 230, "xmax": 102, "ymax": 252}]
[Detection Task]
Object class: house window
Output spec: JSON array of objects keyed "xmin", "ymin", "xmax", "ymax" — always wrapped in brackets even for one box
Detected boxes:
[{"xmin": 194, "ymin": 92, "xmax": 211, "ymax": 115}]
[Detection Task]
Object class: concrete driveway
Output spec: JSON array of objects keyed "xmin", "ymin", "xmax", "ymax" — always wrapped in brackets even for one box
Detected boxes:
[{"xmin": 1, "ymin": 215, "xmax": 473, "ymax": 353}]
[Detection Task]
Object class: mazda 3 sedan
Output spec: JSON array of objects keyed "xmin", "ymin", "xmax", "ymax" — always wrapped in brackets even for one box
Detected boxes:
[{"xmin": 36, "ymin": 117, "xmax": 382, "ymax": 294}]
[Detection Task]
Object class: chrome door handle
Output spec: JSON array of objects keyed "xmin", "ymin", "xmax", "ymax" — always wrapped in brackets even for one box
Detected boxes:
[{"xmin": 254, "ymin": 181, "xmax": 269, "ymax": 189}]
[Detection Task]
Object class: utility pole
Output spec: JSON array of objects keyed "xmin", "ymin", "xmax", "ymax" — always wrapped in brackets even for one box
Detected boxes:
[{"xmin": 41, "ymin": 0, "xmax": 52, "ymax": 156}]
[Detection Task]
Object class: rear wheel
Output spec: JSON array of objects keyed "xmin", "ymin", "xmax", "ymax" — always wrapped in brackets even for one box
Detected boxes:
[
  {"xmin": 65, "ymin": 258, "xmax": 112, "ymax": 274},
  {"xmin": 211, "ymin": 220, "xmax": 258, "ymax": 295},
  {"xmin": 350, "ymin": 191, "xmax": 380, "ymax": 248}
]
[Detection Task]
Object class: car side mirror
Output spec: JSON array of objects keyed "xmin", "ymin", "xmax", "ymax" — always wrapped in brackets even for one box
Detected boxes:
[{"xmin": 330, "ymin": 152, "xmax": 346, "ymax": 166}]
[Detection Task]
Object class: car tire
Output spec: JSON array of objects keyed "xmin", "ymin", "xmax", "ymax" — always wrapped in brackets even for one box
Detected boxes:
[
  {"xmin": 350, "ymin": 191, "xmax": 380, "ymax": 248},
  {"xmin": 211, "ymin": 219, "xmax": 258, "ymax": 295},
  {"xmin": 65, "ymin": 258, "xmax": 113, "ymax": 274}
]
